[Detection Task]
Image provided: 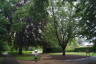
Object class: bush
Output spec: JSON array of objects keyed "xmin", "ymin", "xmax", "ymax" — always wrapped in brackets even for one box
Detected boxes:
[
  {"xmin": 74, "ymin": 47, "xmax": 94, "ymax": 52},
  {"xmin": 43, "ymin": 47, "xmax": 62, "ymax": 53},
  {"xmin": 0, "ymin": 40, "xmax": 8, "ymax": 54}
]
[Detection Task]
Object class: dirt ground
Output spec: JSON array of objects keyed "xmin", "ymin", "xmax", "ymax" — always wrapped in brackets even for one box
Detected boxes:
[{"xmin": 18, "ymin": 54, "xmax": 88, "ymax": 64}]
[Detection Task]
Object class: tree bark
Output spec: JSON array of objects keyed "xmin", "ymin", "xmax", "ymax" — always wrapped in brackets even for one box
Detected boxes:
[
  {"xmin": 62, "ymin": 49, "xmax": 66, "ymax": 55},
  {"xmin": 18, "ymin": 47, "xmax": 23, "ymax": 55},
  {"xmin": 93, "ymin": 42, "xmax": 96, "ymax": 52},
  {"xmin": 43, "ymin": 48, "xmax": 47, "ymax": 53},
  {"xmin": 43, "ymin": 47, "xmax": 50, "ymax": 53},
  {"xmin": 62, "ymin": 41, "xmax": 68, "ymax": 56}
]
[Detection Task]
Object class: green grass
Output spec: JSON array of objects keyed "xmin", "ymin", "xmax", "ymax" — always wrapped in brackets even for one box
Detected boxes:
[
  {"xmin": 16, "ymin": 55, "xmax": 40, "ymax": 61},
  {"xmin": 67, "ymin": 52, "xmax": 96, "ymax": 56},
  {"xmin": 49, "ymin": 52, "xmax": 96, "ymax": 56},
  {"xmin": 67, "ymin": 52, "xmax": 87, "ymax": 56},
  {"xmin": 11, "ymin": 50, "xmax": 96, "ymax": 61},
  {"xmin": 8, "ymin": 51, "xmax": 32, "ymax": 55},
  {"xmin": 9, "ymin": 51, "xmax": 41, "ymax": 61},
  {"xmin": 14, "ymin": 52, "xmax": 96, "ymax": 61},
  {"xmin": 23, "ymin": 51, "xmax": 32, "ymax": 54}
]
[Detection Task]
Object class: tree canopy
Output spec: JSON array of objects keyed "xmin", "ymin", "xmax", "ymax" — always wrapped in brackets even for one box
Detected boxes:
[{"xmin": 0, "ymin": 0, "xmax": 96, "ymax": 55}]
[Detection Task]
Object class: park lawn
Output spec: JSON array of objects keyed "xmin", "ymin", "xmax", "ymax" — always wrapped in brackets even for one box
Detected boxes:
[
  {"xmin": 16, "ymin": 55, "xmax": 40, "ymax": 61},
  {"xmin": 15, "ymin": 51, "xmax": 96, "ymax": 61},
  {"xmin": 49, "ymin": 52, "xmax": 96, "ymax": 56},
  {"xmin": 67, "ymin": 52, "xmax": 96, "ymax": 56},
  {"xmin": 8, "ymin": 51, "xmax": 32, "ymax": 55},
  {"xmin": 66, "ymin": 52, "xmax": 87, "ymax": 56},
  {"xmin": 23, "ymin": 51, "xmax": 32, "ymax": 54}
]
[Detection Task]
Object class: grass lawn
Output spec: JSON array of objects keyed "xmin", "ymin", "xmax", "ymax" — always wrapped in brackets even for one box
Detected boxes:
[
  {"xmin": 15, "ymin": 51, "xmax": 96, "ymax": 61},
  {"xmin": 16, "ymin": 55, "xmax": 40, "ymax": 61},
  {"xmin": 49, "ymin": 52, "xmax": 96, "ymax": 56}
]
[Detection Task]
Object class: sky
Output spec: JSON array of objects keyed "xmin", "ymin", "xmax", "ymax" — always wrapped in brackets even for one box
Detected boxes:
[{"xmin": 78, "ymin": 38, "xmax": 94, "ymax": 47}]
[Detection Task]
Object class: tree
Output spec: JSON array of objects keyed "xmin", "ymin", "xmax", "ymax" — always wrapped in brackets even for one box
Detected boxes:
[
  {"xmin": 0, "ymin": 0, "xmax": 22, "ymax": 52},
  {"xmin": 28, "ymin": 0, "xmax": 49, "ymax": 51},
  {"xmin": 49, "ymin": 0, "xmax": 79, "ymax": 55},
  {"xmin": 42, "ymin": 17, "xmax": 61, "ymax": 53},
  {"xmin": 76, "ymin": 0, "xmax": 96, "ymax": 51},
  {"xmin": 0, "ymin": 0, "xmax": 37, "ymax": 54},
  {"xmin": 0, "ymin": 14, "xmax": 9, "ymax": 54},
  {"xmin": 12, "ymin": 0, "xmax": 49, "ymax": 54},
  {"xmin": 0, "ymin": 0, "xmax": 17, "ymax": 54}
]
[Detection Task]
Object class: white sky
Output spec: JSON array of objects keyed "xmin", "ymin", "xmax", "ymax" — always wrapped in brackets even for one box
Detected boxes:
[{"xmin": 78, "ymin": 38, "xmax": 94, "ymax": 47}]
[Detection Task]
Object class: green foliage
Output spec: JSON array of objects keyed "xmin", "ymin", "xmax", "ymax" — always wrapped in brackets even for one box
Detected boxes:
[
  {"xmin": 1, "ymin": 0, "xmax": 96, "ymax": 55},
  {"xmin": 0, "ymin": 15, "xmax": 8, "ymax": 38},
  {"xmin": 0, "ymin": 40, "xmax": 8, "ymax": 54},
  {"xmin": 12, "ymin": 22, "xmax": 26, "ymax": 32},
  {"xmin": 74, "ymin": 47, "xmax": 94, "ymax": 52},
  {"xmin": 47, "ymin": 47, "xmax": 62, "ymax": 53},
  {"xmin": 66, "ymin": 39, "xmax": 80, "ymax": 52},
  {"xmin": 29, "ymin": 0, "xmax": 49, "ymax": 21},
  {"xmin": 76, "ymin": 0, "xmax": 96, "ymax": 41},
  {"xmin": 49, "ymin": 0, "xmax": 80, "ymax": 55},
  {"xmin": 43, "ymin": 18, "xmax": 60, "ymax": 48}
]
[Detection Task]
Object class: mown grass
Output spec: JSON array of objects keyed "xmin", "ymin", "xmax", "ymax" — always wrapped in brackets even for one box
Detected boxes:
[
  {"xmin": 49, "ymin": 52, "xmax": 96, "ymax": 56},
  {"xmin": 16, "ymin": 55, "xmax": 40, "ymax": 61},
  {"xmin": 8, "ymin": 51, "xmax": 32, "ymax": 55},
  {"xmin": 13, "ymin": 51, "xmax": 96, "ymax": 61}
]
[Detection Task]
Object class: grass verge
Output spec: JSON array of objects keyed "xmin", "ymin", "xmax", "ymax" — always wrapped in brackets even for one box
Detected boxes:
[
  {"xmin": 16, "ymin": 55, "xmax": 40, "ymax": 61},
  {"xmin": 49, "ymin": 52, "xmax": 96, "ymax": 56}
]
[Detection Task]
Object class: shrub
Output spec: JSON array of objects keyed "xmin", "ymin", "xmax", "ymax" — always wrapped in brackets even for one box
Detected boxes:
[
  {"xmin": 43, "ymin": 47, "xmax": 62, "ymax": 53},
  {"xmin": 0, "ymin": 40, "xmax": 8, "ymax": 54},
  {"xmin": 74, "ymin": 47, "xmax": 94, "ymax": 52}
]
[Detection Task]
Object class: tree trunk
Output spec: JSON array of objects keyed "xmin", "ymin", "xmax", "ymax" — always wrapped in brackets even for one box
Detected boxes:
[
  {"xmin": 43, "ymin": 47, "xmax": 49, "ymax": 53},
  {"xmin": 0, "ymin": 51, "xmax": 2, "ymax": 55},
  {"xmin": 43, "ymin": 48, "xmax": 47, "ymax": 53},
  {"xmin": 18, "ymin": 47, "xmax": 23, "ymax": 55},
  {"xmin": 62, "ymin": 42, "xmax": 68, "ymax": 56},
  {"xmin": 93, "ymin": 42, "xmax": 96, "ymax": 52},
  {"xmin": 62, "ymin": 47, "xmax": 66, "ymax": 56},
  {"xmin": 62, "ymin": 49, "xmax": 66, "ymax": 55}
]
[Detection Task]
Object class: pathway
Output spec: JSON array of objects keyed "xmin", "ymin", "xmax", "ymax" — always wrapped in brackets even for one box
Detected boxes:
[
  {"xmin": 18, "ymin": 54, "xmax": 88, "ymax": 64},
  {"xmin": 2, "ymin": 54, "xmax": 96, "ymax": 64}
]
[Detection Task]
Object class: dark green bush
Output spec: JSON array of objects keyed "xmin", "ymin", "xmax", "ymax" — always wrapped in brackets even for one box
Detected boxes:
[
  {"xmin": 74, "ymin": 47, "xmax": 94, "ymax": 52},
  {"xmin": 43, "ymin": 47, "xmax": 62, "ymax": 53},
  {"xmin": 0, "ymin": 40, "xmax": 7, "ymax": 54}
]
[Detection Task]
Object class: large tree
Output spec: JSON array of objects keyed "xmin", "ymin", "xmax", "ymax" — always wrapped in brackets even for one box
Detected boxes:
[
  {"xmin": 27, "ymin": 0, "xmax": 49, "ymax": 50},
  {"xmin": 76, "ymin": 0, "xmax": 96, "ymax": 51},
  {"xmin": 12, "ymin": 0, "xmax": 49, "ymax": 54},
  {"xmin": 49, "ymin": 0, "xmax": 79, "ymax": 55},
  {"xmin": 0, "ymin": 14, "xmax": 9, "ymax": 54},
  {"xmin": 0, "ymin": 0, "xmax": 19, "ymax": 54}
]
